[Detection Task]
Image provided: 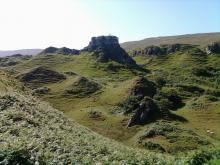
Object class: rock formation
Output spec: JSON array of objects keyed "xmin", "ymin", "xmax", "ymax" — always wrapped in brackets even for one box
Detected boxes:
[
  {"xmin": 206, "ymin": 42, "xmax": 220, "ymax": 54},
  {"xmin": 132, "ymin": 44, "xmax": 181, "ymax": 56},
  {"xmin": 82, "ymin": 36, "xmax": 136, "ymax": 66}
]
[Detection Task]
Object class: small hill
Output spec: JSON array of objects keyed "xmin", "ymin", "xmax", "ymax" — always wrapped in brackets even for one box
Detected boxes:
[
  {"xmin": 17, "ymin": 67, "xmax": 66, "ymax": 85},
  {"xmin": 39, "ymin": 46, "xmax": 79, "ymax": 55},
  {"xmin": 121, "ymin": 32, "xmax": 220, "ymax": 51},
  {"xmin": 65, "ymin": 76, "xmax": 101, "ymax": 97}
]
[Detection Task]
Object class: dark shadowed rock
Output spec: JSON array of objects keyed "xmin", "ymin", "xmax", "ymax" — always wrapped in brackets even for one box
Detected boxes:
[
  {"xmin": 206, "ymin": 42, "xmax": 220, "ymax": 54},
  {"xmin": 129, "ymin": 76, "xmax": 156, "ymax": 98},
  {"xmin": 127, "ymin": 97, "xmax": 159, "ymax": 127},
  {"xmin": 82, "ymin": 36, "xmax": 136, "ymax": 66},
  {"xmin": 17, "ymin": 67, "xmax": 66, "ymax": 84}
]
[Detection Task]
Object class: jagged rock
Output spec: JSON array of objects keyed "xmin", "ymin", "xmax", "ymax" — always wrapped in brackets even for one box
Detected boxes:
[
  {"xmin": 132, "ymin": 44, "xmax": 181, "ymax": 56},
  {"xmin": 129, "ymin": 77, "xmax": 156, "ymax": 98},
  {"xmin": 127, "ymin": 97, "xmax": 159, "ymax": 127},
  {"xmin": 17, "ymin": 67, "xmax": 66, "ymax": 84},
  {"xmin": 206, "ymin": 42, "xmax": 220, "ymax": 54},
  {"xmin": 167, "ymin": 44, "xmax": 180, "ymax": 53},
  {"xmin": 82, "ymin": 36, "xmax": 136, "ymax": 66},
  {"xmin": 144, "ymin": 46, "xmax": 163, "ymax": 55},
  {"xmin": 132, "ymin": 46, "xmax": 163, "ymax": 56}
]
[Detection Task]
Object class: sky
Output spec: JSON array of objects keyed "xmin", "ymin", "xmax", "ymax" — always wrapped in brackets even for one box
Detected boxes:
[{"xmin": 0, "ymin": 0, "xmax": 219, "ymax": 50}]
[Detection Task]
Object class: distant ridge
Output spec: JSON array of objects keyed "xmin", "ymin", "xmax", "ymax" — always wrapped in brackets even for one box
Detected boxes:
[
  {"xmin": 0, "ymin": 49, "xmax": 42, "ymax": 57},
  {"xmin": 121, "ymin": 32, "xmax": 220, "ymax": 51}
]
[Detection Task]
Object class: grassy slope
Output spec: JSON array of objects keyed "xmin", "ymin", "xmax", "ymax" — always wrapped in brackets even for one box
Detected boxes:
[
  {"xmin": 133, "ymin": 50, "xmax": 220, "ymax": 148},
  {"xmin": 121, "ymin": 32, "xmax": 220, "ymax": 51},
  {"xmin": 0, "ymin": 70, "xmax": 174, "ymax": 164},
  {"xmin": 10, "ymin": 48, "xmax": 220, "ymax": 153}
]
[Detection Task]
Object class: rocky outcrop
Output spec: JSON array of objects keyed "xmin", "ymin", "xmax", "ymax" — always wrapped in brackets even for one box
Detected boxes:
[
  {"xmin": 40, "ymin": 47, "xmax": 79, "ymax": 55},
  {"xmin": 82, "ymin": 36, "xmax": 136, "ymax": 66},
  {"xmin": 206, "ymin": 42, "xmax": 220, "ymax": 54},
  {"xmin": 132, "ymin": 44, "xmax": 181, "ymax": 56},
  {"xmin": 132, "ymin": 46, "xmax": 163, "ymax": 56},
  {"xmin": 17, "ymin": 67, "xmax": 66, "ymax": 84},
  {"xmin": 127, "ymin": 97, "xmax": 159, "ymax": 127},
  {"xmin": 129, "ymin": 77, "xmax": 156, "ymax": 98}
]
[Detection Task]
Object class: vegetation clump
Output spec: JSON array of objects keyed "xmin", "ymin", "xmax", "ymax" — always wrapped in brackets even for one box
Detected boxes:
[{"xmin": 154, "ymin": 88, "xmax": 183, "ymax": 111}]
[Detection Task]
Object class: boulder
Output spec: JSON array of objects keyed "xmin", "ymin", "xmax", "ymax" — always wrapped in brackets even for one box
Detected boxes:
[{"xmin": 82, "ymin": 36, "xmax": 136, "ymax": 66}]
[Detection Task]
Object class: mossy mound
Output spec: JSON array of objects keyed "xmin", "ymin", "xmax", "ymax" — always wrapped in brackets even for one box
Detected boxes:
[
  {"xmin": 129, "ymin": 76, "xmax": 156, "ymax": 98},
  {"xmin": 65, "ymin": 76, "xmax": 101, "ymax": 97},
  {"xmin": 17, "ymin": 67, "xmax": 66, "ymax": 84},
  {"xmin": 139, "ymin": 121, "xmax": 211, "ymax": 153}
]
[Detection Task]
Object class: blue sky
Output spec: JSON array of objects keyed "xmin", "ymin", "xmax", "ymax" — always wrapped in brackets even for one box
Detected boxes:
[{"xmin": 0, "ymin": 0, "xmax": 219, "ymax": 50}]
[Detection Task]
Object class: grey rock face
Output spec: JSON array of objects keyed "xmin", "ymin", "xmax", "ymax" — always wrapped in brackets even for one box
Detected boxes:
[{"xmin": 83, "ymin": 36, "xmax": 136, "ymax": 66}]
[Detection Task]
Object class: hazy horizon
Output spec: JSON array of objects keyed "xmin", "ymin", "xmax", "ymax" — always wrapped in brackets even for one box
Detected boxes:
[{"xmin": 0, "ymin": 0, "xmax": 219, "ymax": 50}]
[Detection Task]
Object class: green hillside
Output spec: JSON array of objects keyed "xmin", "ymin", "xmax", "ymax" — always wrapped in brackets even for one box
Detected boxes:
[
  {"xmin": 121, "ymin": 32, "xmax": 220, "ymax": 51},
  {"xmin": 0, "ymin": 70, "xmax": 174, "ymax": 164},
  {"xmin": 1, "ymin": 34, "xmax": 220, "ymax": 164}
]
